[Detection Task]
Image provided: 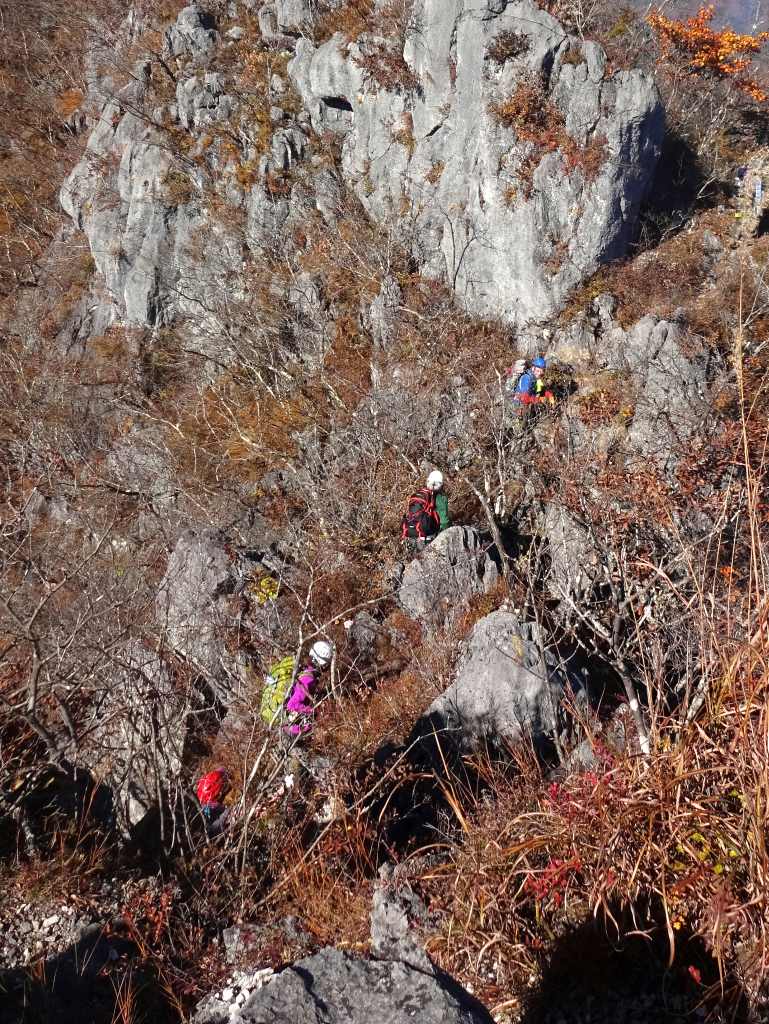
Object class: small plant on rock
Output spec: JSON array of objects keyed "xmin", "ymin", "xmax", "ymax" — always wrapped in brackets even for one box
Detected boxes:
[
  {"xmin": 487, "ymin": 29, "xmax": 529, "ymax": 66},
  {"xmin": 492, "ymin": 77, "xmax": 608, "ymax": 187},
  {"xmin": 561, "ymin": 45, "xmax": 588, "ymax": 67},
  {"xmin": 163, "ymin": 167, "xmax": 195, "ymax": 205}
]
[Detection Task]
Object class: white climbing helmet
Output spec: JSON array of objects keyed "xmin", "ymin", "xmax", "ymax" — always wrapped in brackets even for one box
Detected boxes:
[
  {"xmin": 309, "ymin": 640, "xmax": 333, "ymax": 667},
  {"xmin": 426, "ymin": 470, "xmax": 445, "ymax": 490}
]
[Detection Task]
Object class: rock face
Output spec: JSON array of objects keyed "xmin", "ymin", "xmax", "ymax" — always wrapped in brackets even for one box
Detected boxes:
[
  {"xmin": 399, "ymin": 526, "xmax": 499, "ymax": 624},
  {"xmin": 601, "ymin": 313, "xmax": 711, "ymax": 466},
  {"xmin": 543, "ymin": 501, "xmax": 596, "ymax": 600},
  {"xmin": 288, "ymin": 0, "xmax": 664, "ymax": 325},
  {"xmin": 195, "ymin": 946, "xmax": 494, "ymax": 1024},
  {"xmin": 58, "ymin": 6, "xmax": 304, "ymax": 341},
  {"xmin": 59, "ymin": 0, "xmax": 664, "ymax": 335},
  {"xmin": 155, "ymin": 527, "xmax": 244, "ymax": 701},
  {"xmin": 81, "ymin": 642, "xmax": 187, "ymax": 836},
  {"xmin": 417, "ymin": 610, "xmax": 587, "ymax": 749}
]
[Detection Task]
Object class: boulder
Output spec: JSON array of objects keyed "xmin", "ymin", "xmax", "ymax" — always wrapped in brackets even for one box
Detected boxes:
[
  {"xmin": 164, "ymin": 4, "xmax": 219, "ymax": 60},
  {"xmin": 370, "ymin": 865, "xmax": 434, "ymax": 975},
  {"xmin": 288, "ymin": 0, "xmax": 664, "ymax": 326},
  {"xmin": 416, "ymin": 610, "xmax": 588, "ymax": 749},
  {"xmin": 399, "ymin": 526, "xmax": 499, "ymax": 624},
  {"xmin": 349, "ymin": 610, "xmax": 380, "ymax": 661},
  {"xmin": 194, "ymin": 946, "xmax": 494, "ymax": 1024}
]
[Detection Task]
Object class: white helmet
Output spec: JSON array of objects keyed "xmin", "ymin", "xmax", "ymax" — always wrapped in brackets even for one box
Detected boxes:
[
  {"xmin": 309, "ymin": 640, "xmax": 333, "ymax": 667},
  {"xmin": 426, "ymin": 470, "xmax": 445, "ymax": 490}
]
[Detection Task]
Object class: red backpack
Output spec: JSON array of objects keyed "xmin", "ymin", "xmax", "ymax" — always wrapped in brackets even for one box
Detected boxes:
[
  {"xmin": 401, "ymin": 487, "xmax": 440, "ymax": 541},
  {"xmin": 197, "ymin": 767, "xmax": 229, "ymax": 808}
]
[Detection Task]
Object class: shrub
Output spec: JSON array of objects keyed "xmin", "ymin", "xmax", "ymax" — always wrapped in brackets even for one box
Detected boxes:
[
  {"xmin": 561, "ymin": 46, "xmax": 587, "ymax": 67},
  {"xmin": 314, "ymin": 0, "xmax": 373, "ymax": 45},
  {"xmin": 425, "ymin": 160, "xmax": 444, "ymax": 184},
  {"xmin": 76, "ymin": 251, "xmax": 96, "ymax": 280},
  {"xmin": 491, "ymin": 80, "xmax": 565, "ymax": 140},
  {"xmin": 391, "ymin": 112, "xmax": 415, "ymax": 155},
  {"xmin": 543, "ymin": 236, "xmax": 570, "ymax": 276},
  {"xmin": 163, "ymin": 167, "xmax": 195, "ymax": 205},
  {"xmin": 648, "ymin": 4, "xmax": 769, "ymax": 99},
  {"xmin": 487, "ymin": 29, "xmax": 529, "ymax": 66},
  {"xmin": 354, "ymin": 39, "xmax": 419, "ymax": 92},
  {"xmin": 492, "ymin": 78, "xmax": 608, "ymax": 188},
  {"xmin": 606, "ymin": 8, "xmax": 636, "ymax": 40}
]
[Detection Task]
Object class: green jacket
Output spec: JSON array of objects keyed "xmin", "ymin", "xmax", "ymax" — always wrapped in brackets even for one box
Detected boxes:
[{"xmin": 434, "ymin": 493, "xmax": 450, "ymax": 531}]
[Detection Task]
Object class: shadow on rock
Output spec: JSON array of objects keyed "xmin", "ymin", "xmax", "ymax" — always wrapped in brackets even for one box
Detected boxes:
[
  {"xmin": 518, "ymin": 902, "xmax": 750, "ymax": 1024},
  {"xmin": 0, "ymin": 923, "xmax": 179, "ymax": 1024}
]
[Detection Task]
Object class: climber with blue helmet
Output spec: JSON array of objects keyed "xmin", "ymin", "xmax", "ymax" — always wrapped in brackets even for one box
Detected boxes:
[{"xmin": 513, "ymin": 357, "xmax": 554, "ymax": 409}]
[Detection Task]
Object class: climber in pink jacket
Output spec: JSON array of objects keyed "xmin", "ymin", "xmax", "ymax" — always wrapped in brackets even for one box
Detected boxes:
[{"xmin": 284, "ymin": 641, "xmax": 333, "ymax": 735}]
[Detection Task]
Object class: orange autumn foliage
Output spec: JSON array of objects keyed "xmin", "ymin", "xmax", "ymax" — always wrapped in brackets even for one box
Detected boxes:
[{"xmin": 647, "ymin": 4, "xmax": 768, "ymax": 100}]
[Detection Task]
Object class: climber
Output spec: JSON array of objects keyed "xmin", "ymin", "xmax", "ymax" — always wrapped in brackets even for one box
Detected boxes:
[
  {"xmin": 196, "ymin": 765, "xmax": 233, "ymax": 837},
  {"xmin": 513, "ymin": 357, "xmax": 554, "ymax": 427},
  {"xmin": 401, "ymin": 470, "xmax": 449, "ymax": 552},
  {"xmin": 261, "ymin": 640, "xmax": 334, "ymax": 734},
  {"xmin": 733, "ymin": 148, "xmax": 769, "ymax": 239}
]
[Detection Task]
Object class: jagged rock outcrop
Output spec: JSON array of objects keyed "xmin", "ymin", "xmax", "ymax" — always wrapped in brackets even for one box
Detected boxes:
[
  {"xmin": 80, "ymin": 641, "xmax": 187, "ymax": 837},
  {"xmin": 548, "ymin": 307, "xmax": 713, "ymax": 468},
  {"xmin": 58, "ymin": 6, "xmax": 311, "ymax": 342},
  {"xmin": 415, "ymin": 610, "xmax": 588, "ymax": 749},
  {"xmin": 155, "ymin": 527, "xmax": 247, "ymax": 701},
  {"xmin": 543, "ymin": 501, "xmax": 596, "ymax": 600},
  {"xmin": 58, "ymin": 58, "xmax": 237, "ymax": 333},
  {"xmin": 194, "ymin": 946, "xmax": 494, "ymax": 1024},
  {"xmin": 599, "ymin": 313, "xmax": 711, "ymax": 465},
  {"xmin": 288, "ymin": 0, "xmax": 664, "ymax": 325},
  {"xmin": 59, "ymin": 0, "xmax": 664, "ymax": 338},
  {"xmin": 164, "ymin": 4, "xmax": 219, "ymax": 62},
  {"xmin": 399, "ymin": 526, "xmax": 499, "ymax": 624}
]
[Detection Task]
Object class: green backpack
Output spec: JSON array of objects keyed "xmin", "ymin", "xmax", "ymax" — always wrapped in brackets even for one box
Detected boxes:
[{"xmin": 261, "ymin": 654, "xmax": 294, "ymax": 726}]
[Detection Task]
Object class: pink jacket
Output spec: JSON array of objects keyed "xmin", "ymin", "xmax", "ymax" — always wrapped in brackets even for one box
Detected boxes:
[{"xmin": 285, "ymin": 665, "xmax": 319, "ymax": 733}]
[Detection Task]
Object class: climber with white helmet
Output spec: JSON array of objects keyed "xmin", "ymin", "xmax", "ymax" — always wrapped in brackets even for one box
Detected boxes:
[
  {"xmin": 401, "ymin": 470, "xmax": 450, "ymax": 552},
  {"xmin": 261, "ymin": 640, "xmax": 334, "ymax": 734}
]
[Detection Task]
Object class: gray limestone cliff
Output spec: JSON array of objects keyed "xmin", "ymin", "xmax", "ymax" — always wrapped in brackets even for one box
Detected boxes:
[
  {"xmin": 58, "ymin": 0, "xmax": 664, "ymax": 337},
  {"xmin": 289, "ymin": 0, "xmax": 665, "ymax": 325}
]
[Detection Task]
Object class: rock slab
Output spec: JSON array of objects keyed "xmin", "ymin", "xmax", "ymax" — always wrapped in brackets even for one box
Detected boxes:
[{"xmin": 194, "ymin": 945, "xmax": 493, "ymax": 1024}]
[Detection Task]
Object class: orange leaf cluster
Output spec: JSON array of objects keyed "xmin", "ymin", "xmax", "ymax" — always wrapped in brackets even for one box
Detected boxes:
[{"xmin": 647, "ymin": 4, "xmax": 768, "ymax": 99}]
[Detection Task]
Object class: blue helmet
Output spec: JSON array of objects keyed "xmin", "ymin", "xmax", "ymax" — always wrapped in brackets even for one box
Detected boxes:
[{"xmin": 533, "ymin": 357, "xmax": 547, "ymax": 369}]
